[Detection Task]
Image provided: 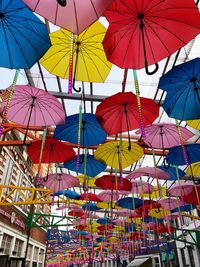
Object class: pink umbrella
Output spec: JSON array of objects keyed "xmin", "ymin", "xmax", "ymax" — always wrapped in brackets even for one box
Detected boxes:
[
  {"xmin": 97, "ymin": 190, "xmax": 122, "ymax": 202},
  {"xmin": 22, "ymin": 0, "xmax": 114, "ymax": 35},
  {"xmin": 158, "ymin": 197, "xmax": 185, "ymax": 210},
  {"xmin": 136, "ymin": 123, "xmax": 194, "ymax": 149},
  {"xmin": 168, "ymin": 182, "xmax": 194, "ymax": 196},
  {"xmin": 163, "ymin": 212, "xmax": 180, "ymax": 220},
  {"xmin": 1, "ymin": 85, "xmax": 65, "ymax": 126},
  {"xmin": 131, "ymin": 180, "xmax": 154, "ymax": 194},
  {"xmin": 111, "ymin": 218, "xmax": 129, "ymax": 226},
  {"xmin": 126, "ymin": 167, "xmax": 170, "ymax": 180},
  {"xmin": 42, "ymin": 173, "xmax": 80, "ymax": 192},
  {"xmin": 114, "ymin": 209, "xmax": 138, "ymax": 217}
]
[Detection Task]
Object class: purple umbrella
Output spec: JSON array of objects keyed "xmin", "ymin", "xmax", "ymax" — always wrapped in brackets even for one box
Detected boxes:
[
  {"xmin": 126, "ymin": 167, "xmax": 170, "ymax": 180},
  {"xmin": 42, "ymin": 173, "xmax": 80, "ymax": 192},
  {"xmin": 136, "ymin": 123, "xmax": 193, "ymax": 149},
  {"xmin": 158, "ymin": 197, "xmax": 185, "ymax": 210}
]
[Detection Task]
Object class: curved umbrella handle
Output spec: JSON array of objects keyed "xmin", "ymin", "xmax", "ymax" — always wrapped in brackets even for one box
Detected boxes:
[
  {"xmin": 57, "ymin": 0, "xmax": 67, "ymax": 7},
  {"xmin": 145, "ymin": 61, "xmax": 159, "ymax": 75},
  {"xmin": 163, "ymin": 158, "xmax": 170, "ymax": 169},
  {"xmin": 43, "ymin": 175, "xmax": 48, "ymax": 182},
  {"xmin": 72, "ymin": 79, "xmax": 81, "ymax": 93}
]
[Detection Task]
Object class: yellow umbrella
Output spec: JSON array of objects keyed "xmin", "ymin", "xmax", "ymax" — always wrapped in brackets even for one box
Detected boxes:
[
  {"xmin": 186, "ymin": 161, "xmax": 200, "ymax": 176},
  {"xmin": 78, "ymin": 175, "xmax": 97, "ymax": 188},
  {"xmin": 94, "ymin": 140, "xmax": 144, "ymax": 169},
  {"xmin": 148, "ymin": 208, "xmax": 170, "ymax": 219},
  {"xmin": 96, "ymin": 202, "xmax": 111, "ymax": 209},
  {"xmin": 141, "ymin": 186, "xmax": 167, "ymax": 199},
  {"xmin": 40, "ymin": 21, "xmax": 112, "ymax": 83},
  {"xmin": 187, "ymin": 119, "xmax": 200, "ymax": 130}
]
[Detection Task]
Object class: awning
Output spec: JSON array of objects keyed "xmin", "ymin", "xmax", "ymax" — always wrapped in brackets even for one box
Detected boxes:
[{"xmin": 127, "ymin": 257, "xmax": 150, "ymax": 267}]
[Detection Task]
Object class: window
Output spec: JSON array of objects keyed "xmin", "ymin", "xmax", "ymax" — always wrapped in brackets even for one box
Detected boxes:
[
  {"xmin": 39, "ymin": 249, "xmax": 45, "ymax": 262},
  {"xmin": 14, "ymin": 239, "xmax": 24, "ymax": 257},
  {"xmin": 2, "ymin": 155, "xmax": 14, "ymax": 186},
  {"xmin": 33, "ymin": 247, "xmax": 39, "ymax": 261},
  {"xmin": 1, "ymin": 233, "xmax": 13, "ymax": 255},
  {"xmin": 27, "ymin": 245, "xmax": 33, "ymax": 260},
  {"xmin": 188, "ymin": 246, "xmax": 195, "ymax": 266}
]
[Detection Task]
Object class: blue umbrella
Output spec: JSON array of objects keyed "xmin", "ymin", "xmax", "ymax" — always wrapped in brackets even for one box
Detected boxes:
[
  {"xmin": 171, "ymin": 204, "xmax": 196, "ymax": 213},
  {"xmin": 159, "ymin": 58, "xmax": 200, "ymax": 120},
  {"xmin": 54, "ymin": 113, "xmax": 107, "ymax": 146},
  {"xmin": 157, "ymin": 165, "xmax": 185, "ymax": 181},
  {"xmin": 97, "ymin": 218, "xmax": 110, "ymax": 225},
  {"xmin": 117, "ymin": 197, "xmax": 143, "ymax": 210},
  {"xmin": 166, "ymin": 144, "xmax": 200, "ymax": 166},
  {"xmin": 0, "ymin": 0, "xmax": 51, "ymax": 69},
  {"xmin": 64, "ymin": 154, "xmax": 106, "ymax": 177},
  {"xmin": 143, "ymin": 217, "xmax": 163, "ymax": 224},
  {"xmin": 82, "ymin": 202, "xmax": 101, "ymax": 212},
  {"xmin": 54, "ymin": 189, "xmax": 80, "ymax": 199}
]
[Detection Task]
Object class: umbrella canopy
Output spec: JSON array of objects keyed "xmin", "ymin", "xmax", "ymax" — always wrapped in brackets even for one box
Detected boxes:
[
  {"xmin": 148, "ymin": 208, "xmax": 170, "ymax": 219},
  {"xmin": 27, "ymin": 138, "xmax": 76, "ymax": 163},
  {"xmin": 54, "ymin": 189, "xmax": 80, "ymax": 199},
  {"xmin": 136, "ymin": 123, "xmax": 193, "ymax": 149},
  {"xmin": 166, "ymin": 144, "xmax": 200, "ymax": 166},
  {"xmin": 126, "ymin": 167, "xmax": 170, "ymax": 180},
  {"xmin": 187, "ymin": 119, "xmax": 200, "ymax": 130},
  {"xmin": 103, "ymin": 0, "xmax": 200, "ymax": 74},
  {"xmin": 97, "ymin": 190, "xmax": 120, "ymax": 202},
  {"xmin": 1, "ymin": 85, "xmax": 65, "ymax": 126},
  {"xmin": 80, "ymin": 192, "xmax": 101, "ymax": 202},
  {"xmin": 168, "ymin": 182, "xmax": 194, "ymax": 197},
  {"xmin": 22, "ymin": 0, "xmax": 113, "ymax": 35},
  {"xmin": 82, "ymin": 203, "xmax": 101, "ymax": 212},
  {"xmin": 157, "ymin": 166, "xmax": 185, "ymax": 181},
  {"xmin": 42, "ymin": 173, "xmax": 80, "ymax": 192},
  {"xmin": 186, "ymin": 162, "xmax": 200, "ymax": 176},
  {"xmin": 117, "ymin": 197, "xmax": 143, "ymax": 210},
  {"xmin": 130, "ymin": 181, "xmax": 154, "ymax": 195},
  {"xmin": 94, "ymin": 140, "xmax": 144, "ymax": 170},
  {"xmin": 0, "ymin": 0, "xmax": 51, "ymax": 69},
  {"xmin": 96, "ymin": 92, "xmax": 159, "ymax": 136},
  {"xmin": 40, "ymin": 21, "xmax": 112, "ymax": 82},
  {"xmin": 64, "ymin": 154, "xmax": 106, "ymax": 177},
  {"xmin": 182, "ymin": 186, "xmax": 200, "ymax": 205},
  {"xmin": 158, "ymin": 198, "xmax": 185, "ymax": 211},
  {"xmin": 95, "ymin": 175, "xmax": 132, "ymax": 191},
  {"xmin": 171, "ymin": 204, "xmax": 196, "ymax": 213},
  {"xmin": 159, "ymin": 58, "xmax": 200, "ymax": 120},
  {"xmin": 54, "ymin": 113, "xmax": 107, "ymax": 146},
  {"xmin": 78, "ymin": 175, "xmax": 97, "ymax": 188}
]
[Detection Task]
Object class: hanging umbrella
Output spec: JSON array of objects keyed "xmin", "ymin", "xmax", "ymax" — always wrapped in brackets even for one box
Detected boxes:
[
  {"xmin": 0, "ymin": 0, "xmax": 51, "ymax": 69},
  {"xmin": 157, "ymin": 166, "xmax": 185, "ymax": 181},
  {"xmin": 95, "ymin": 175, "xmax": 132, "ymax": 191},
  {"xmin": 27, "ymin": 138, "xmax": 76, "ymax": 163},
  {"xmin": 126, "ymin": 167, "xmax": 170, "ymax": 180},
  {"xmin": 136, "ymin": 123, "xmax": 193, "ymax": 149},
  {"xmin": 82, "ymin": 203, "xmax": 102, "ymax": 212},
  {"xmin": 42, "ymin": 173, "xmax": 80, "ymax": 192},
  {"xmin": 64, "ymin": 154, "xmax": 106, "ymax": 177},
  {"xmin": 141, "ymin": 186, "xmax": 167, "ymax": 199},
  {"xmin": 187, "ymin": 119, "xmax": 200, "ymax": 130},
  {"xmin": 166, "ymin": 144, "xmax": 200, "ymax": 166},
  {"xmin": 186, "ymin": 162, "xmax": 200, "ymax": 177},
  {"xmin": 78, "ymin": 175, "xmax": 97, "ymax": 188},
  {"xmin": 1, "ymin": 85, "xmax": 65, "ymax": 126},
  {"xmin": 54, "ymin": 189, "xmax": 80, "ymax": 199},
  {"xmin": 159, "ymin": 58, "xmax": 200, "ymax": 120},
  {"xmin": 148, "ymin": 208, "xmax": 170, "ymax": 219},
  {"xmin": 117, "ymin": 197, "xmax": 143, "ymax": 210},
  {"xmin": 130, "ymin": 181, "xmax": 154, "ymax": 195},
  {"xmin": 158, "ymin": 198, "xmax": 185, "ymax": 211},
  {"xmin": 168, "ymin": 182, "xmax": 194, "ymax": 197},
  {"xmin": 102, "ymin": 0, "xmax": 200, "ymax": 74},
  {"xmin": 80, "ymin": 192, "xmax": 101, "ymax": 202},
  {"xmin": 97, "ymin": 190, "xmax": 120, "ymax": 203},
  {"xmin": 171, "ymin": 204, "xmax": 196, "ymax": 213},
  {"xmin": 54, "ymin": 113, "xmax": 107, "ymax": 146},
  {"xmin": 94, "ymin": 140, "xmax": 144, "ymax": 170},
  {"xmin": 40, "ymin": 21, "xmax": 112, "ymax": 84},
  {"xmin": 22, "ymin": 0, "xmax": 113, "ymax": 35},
  {"xmin": 96, "ymin": 92, "xmax": 159, "ymax": 145}
]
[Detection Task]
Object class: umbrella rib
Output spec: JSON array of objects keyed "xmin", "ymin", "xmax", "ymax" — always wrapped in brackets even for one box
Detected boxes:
[{"xmin": 1, "ymin": 20, "xmax": 12, "ymax": 68}]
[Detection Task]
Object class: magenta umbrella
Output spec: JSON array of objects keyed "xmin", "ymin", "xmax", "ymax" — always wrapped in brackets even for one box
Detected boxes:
[
  {"xmin": 126, "ymin": 167, "xmax": 170, "ymax": 180},
  {"xmin": 1, "ymin": 85, "xmax": 65, "ymax": 127},
  {"xmin": 42, "ymin": 173, "xmax": 80, "ymax": 192},
  {"xmin": 168, "ymin": 182, "xmax": 194, "ymax": 196},
  {"xmin": 131, "ymin": 180, "xmax": 154, "ymax": 194},
  {"xmin": 158, "ymin": 198, "xmax": 185, "ymax": 210},
  {"xmin": 136, "ymin": 123, "xmax": 193, "ymax": 149},
  {"xmin": 97, "ymin": 190, "xmax": 126, "ymax": 202},
  {"xmin": 22, "ymin": 0, "xmax": 113, "ymax": 35}
]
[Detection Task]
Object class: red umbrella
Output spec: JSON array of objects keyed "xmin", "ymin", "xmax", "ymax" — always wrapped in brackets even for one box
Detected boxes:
[
  {"xmin": 80, "ymin": 192, "xmax": 101, "ymax": 202},
  {"xmin": 96, "ymin": 92, "xmax": 159, "ymax": 148},
  {"xmin": 27, "ymin": 138, "xmax": 76, "ymax": 163},
  {"xmin": 68, "ymin": 210, "xmax": 84, "ymax": 217},
  {"xmin": 103, "ymin": 0, "xmax": 200, "ymax": 74},
  {"xmin": 182, "ymin": 185, "xmax": 200, "ymax": 206},
  {"xmin": 95, "ymin": 175, "xmax": 132, "ymax": 191}
]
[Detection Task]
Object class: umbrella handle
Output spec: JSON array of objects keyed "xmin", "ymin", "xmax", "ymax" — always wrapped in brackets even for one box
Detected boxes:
[
  {"xmin": 192, "ymin": 175, "xmax": 200, "ymax": 185},
  {"xmin": 145, "ymin": 61, "xmax": 159, "ymax": 75},
  {"xmin": 163, "ymin": 158, "xmax": 170, "ymax": 169},
  {"xmin": 43, "ymin": 175, "xmax": 48, "ymax": 182},
  {"xmin": 72, "ymin": 79, "xmax": 81, "ymax": 93},
  {"xmin": 57, "ymin": 0, "xmax": 67, "ymax": 6}
]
